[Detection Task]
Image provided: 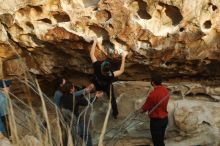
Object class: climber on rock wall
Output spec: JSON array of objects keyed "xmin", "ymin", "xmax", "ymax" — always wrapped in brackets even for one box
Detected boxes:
[
  {"xmin": 89, "ymin": 37, "xmax": 128, "ymax": 119},
  {"xmin": 138, "ymin": 73, "xmax": 170, "ymax": 146}
]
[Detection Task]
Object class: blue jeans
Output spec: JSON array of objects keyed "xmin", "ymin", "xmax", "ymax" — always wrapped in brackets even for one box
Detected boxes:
[
  {"xmin": 0, "ymin": 117, "xmax": 6, "ymax": 133},
  {"xmin": 78, "ymin": 123, "xmax": 93, "ymax": 146},
  {"xmin": 61, "ymin": 108, "xmax": 93, "ymax": 146},
  {"xmin": 63, "ymin": 123, "xmax": 93, "ymax": 146}
]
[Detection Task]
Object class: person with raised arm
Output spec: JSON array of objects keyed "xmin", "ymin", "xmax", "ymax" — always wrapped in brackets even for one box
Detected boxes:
[{"xmin": 89, "ymin": 37, "xmax": 128, "ymax": 119}]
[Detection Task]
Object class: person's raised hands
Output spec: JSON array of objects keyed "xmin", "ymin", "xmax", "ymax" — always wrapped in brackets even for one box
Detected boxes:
[
  {"xmin": 92, "ymin": 36, "xmax": 98, "ymax": 43},
  {"xmin": 95, "ymin": 91, "xmax": 104, "ymax": 99},
  {"xmin": 122, "ymin": 50, "xmax": 128, "ymax": 58},
  {"xmin": 97, "ymin": 37, "xmax": 103, "ymax": 45},
  {"xmin": 85, "ymin": 84, "xmax": 95, "ymax": 93}
]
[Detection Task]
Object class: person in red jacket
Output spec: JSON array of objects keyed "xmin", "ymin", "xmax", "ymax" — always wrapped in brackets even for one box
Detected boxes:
[{"xmin": 139, "ymin": 73, "xmax": 170, "ymax": 146}]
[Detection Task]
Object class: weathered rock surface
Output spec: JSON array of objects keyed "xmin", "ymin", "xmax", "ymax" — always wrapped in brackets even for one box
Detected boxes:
[
  {"xmin": 0, "ymin": 134, "xmax": 11, "ymax": 146},
  {"xmin": 1, "ymin": 0, "xmax": 220, "ymax": 146},
  {"xmin": 0, "ymin": 0, "xmax": 220, "ymax": 81}
]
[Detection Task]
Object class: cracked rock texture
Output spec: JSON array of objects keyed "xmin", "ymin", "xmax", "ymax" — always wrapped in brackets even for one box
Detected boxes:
[
  {"xmin": 1, "ymin": 0, "xmax": 220, "ymax": 146},
  {"xmin": 0, "ymin": 0, "xmax": 220, "ymax": 81}
]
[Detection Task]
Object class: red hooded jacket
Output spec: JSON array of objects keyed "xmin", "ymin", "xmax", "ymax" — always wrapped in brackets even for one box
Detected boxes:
[{"xmin": 142, "ymin": 85, "xmax": 170, "ymax": 119}]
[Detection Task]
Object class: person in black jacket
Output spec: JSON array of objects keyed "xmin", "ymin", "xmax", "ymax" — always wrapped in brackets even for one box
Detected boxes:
[
  {"xmin": 89, "ymin": 37, "xmax": 128, "ymax": 119},
  {"xmin": 60, "ymin": 82, "xmax": 102, "ymax": 146}
]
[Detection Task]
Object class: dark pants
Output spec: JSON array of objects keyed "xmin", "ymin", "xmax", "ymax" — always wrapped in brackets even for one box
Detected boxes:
[
  {"xmin": 61, "ymin": 109, "xmax": 93, "ymax": 146},
  {"xmin": 92, "ymin": 75, "xmax": 118, "ymax": 118},
  {"xmin": 62, "ymin": 124, "xmax": 93, "ymax": 146},
  {"xmin": 150, "ymin": 117, "xmax": 168, "ymax": 146},
  {"xmin": 1, "ymin": 115, "xmax": 10, "ymax": 138},
  {"xmin": 78, "ymin": 123, "xmax": 93, "ymax": 146},
  {"xmin": 105, "ymin": 85, "xmax": 118, "ymax": 118}
]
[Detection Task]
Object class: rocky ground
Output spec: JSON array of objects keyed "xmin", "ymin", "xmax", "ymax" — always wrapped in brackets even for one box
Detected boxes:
[{"xmin": 1, "ymin": 80, "xmax": 220, "ymax": 146}]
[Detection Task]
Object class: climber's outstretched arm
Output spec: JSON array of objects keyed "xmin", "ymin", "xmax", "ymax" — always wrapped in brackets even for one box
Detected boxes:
[
  {"xmin": 113, "ymin": 51, "xmax": 128, "ymax": 77},
  {"xmin": 90, "ymin": 38, "xmax": 97, "ymax": 63},
  {"xmin": 96, "ymin": 38, "xmax": 108, "ymax": 56}
]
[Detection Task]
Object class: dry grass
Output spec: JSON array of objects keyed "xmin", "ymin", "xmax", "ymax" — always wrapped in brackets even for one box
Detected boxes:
[
  {"xmin": 4, "ymin": 76, "xmax": 79, "ymax": 146},
  {"xmin": 98, "ymin": 86, "xmax": 112, "ymax": 146},
  {"xmin": 3, "ymin": 41, "xmax": 75, "ymax": 145},
  {"xmin": 3, "ymin": 76, "xmax": 116, "ymax": 146},
  {"xmin": 2, "ymin": 41, "xmax": 115, "ymax": 146}
]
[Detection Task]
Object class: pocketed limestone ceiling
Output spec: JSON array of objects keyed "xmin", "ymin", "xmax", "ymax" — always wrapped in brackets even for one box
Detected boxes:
[{"xmin": 0, "ymin": 0, "xmax": 220, "ymax": 81}]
